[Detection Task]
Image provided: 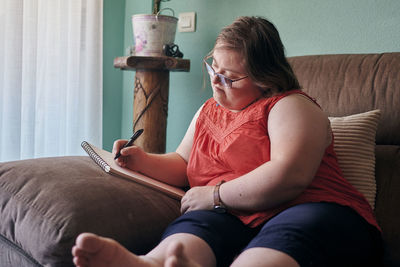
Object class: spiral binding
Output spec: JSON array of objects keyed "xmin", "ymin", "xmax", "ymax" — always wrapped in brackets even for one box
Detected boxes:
[{"xmin": 81, "ymin": 141, "xmax": 111, "ymax": 173}]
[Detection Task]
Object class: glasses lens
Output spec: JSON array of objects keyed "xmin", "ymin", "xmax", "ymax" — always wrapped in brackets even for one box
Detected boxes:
[
  {"xmin": 204, "ymin": 59, "xmax": 232, "ymax": 88},
  {"xmin": 221, "ymin": 76, "xmax": 231, "ymax": 88},
  {"xmin": 205, "ymin": 62, "xmax": 213, "ymax": 76}
]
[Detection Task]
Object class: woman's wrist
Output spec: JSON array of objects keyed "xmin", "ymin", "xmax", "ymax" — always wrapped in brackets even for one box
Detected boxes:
[{"xmin": 213, "ymin": 180, "xmax": 227, "ymax": 213}]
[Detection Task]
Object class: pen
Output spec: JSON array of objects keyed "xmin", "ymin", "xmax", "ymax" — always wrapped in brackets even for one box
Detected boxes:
[{"xmin": 114, "ymin": 129, "xmax": 144, "ymax": 160}]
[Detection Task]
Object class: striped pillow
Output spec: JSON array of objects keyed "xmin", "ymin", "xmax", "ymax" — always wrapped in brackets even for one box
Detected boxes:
[{"xmin": 329, "ymin": 109, "xmax": 380, "ymax": 209}]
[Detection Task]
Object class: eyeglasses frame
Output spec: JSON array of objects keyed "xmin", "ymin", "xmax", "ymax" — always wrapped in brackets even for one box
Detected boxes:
[{"xmin": 203, "ymin": 59, "xmax": 248, "ymax": 89}]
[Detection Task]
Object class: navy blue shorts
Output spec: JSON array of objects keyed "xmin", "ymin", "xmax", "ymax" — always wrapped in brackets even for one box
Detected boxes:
[{"xmin": 162, "ymin": 202, "xmax": 382, "ymax": 267}]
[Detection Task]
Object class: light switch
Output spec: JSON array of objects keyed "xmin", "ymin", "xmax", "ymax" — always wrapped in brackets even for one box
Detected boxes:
[{"xmin": 178, "ymin": 12, "xmax": 196, "ymax": 32}]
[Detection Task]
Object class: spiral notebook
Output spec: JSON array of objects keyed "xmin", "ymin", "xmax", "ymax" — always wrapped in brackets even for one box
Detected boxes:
[{"xmin": 81, "ymin": 141, "xmax": 185, "ymax": 200}]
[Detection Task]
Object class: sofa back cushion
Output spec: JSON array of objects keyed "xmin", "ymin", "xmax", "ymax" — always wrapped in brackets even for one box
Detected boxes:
[{"xmin": 288, "ymin": 53, "xmax": 400, "ymax": 146}]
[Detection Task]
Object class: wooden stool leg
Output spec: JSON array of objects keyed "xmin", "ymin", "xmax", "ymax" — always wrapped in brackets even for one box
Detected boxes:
[{"xmin": 133, "ymin": 69, "xmax": 169, "ymax": 153}]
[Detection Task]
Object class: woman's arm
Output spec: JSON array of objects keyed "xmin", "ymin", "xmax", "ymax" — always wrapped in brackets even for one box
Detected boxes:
[
  {"xmin": 113, "ymin": 106, "xmax": 202, "ymax": 188},
  {"xmin": 219, "ymin": 94, "xmax": 331, "ymax": 211},
  {"xmin": 176, "ymin": 106, "xmax": 202, "ymax": 162}
]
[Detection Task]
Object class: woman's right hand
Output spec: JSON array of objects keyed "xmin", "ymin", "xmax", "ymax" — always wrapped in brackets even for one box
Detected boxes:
[{"xmin": 112, "ymin": 139, "xmax": 147, "ymax": 171}]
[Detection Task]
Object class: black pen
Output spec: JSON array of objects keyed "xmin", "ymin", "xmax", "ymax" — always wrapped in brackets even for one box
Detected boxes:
[{"xmin": 114, "ymin": 129, "xmax": 144, "ymax": 160}]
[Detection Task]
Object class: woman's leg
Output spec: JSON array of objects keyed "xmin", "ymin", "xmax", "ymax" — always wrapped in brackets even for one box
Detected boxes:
[
  {"xmin": 72, "ymin": 210, "xmax": 255, "ymax": 267},
  {"xmin": 231, "ymin": 202, "xmax": 382, "ymax": 267},
  {"xmin": 161, "ymin": 210, "xmax": 259, "ymax": 266},
  {"xmin": 147, "ymin": 233, "xmax": 216, "ymax": 266},
  {"xmin": 72, "ymin": 232, "xmax": 214, "ymax": 267}
]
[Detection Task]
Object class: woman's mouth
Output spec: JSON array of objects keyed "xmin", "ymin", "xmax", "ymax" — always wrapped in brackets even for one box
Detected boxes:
[{"xmin": 213, "ymin": 86, "xmax": 225, "ymax": 94}]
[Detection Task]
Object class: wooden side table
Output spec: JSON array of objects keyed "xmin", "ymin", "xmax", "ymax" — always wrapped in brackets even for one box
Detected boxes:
[{"xmin": 114, "ymin": 56, "xmax": 190, "ymax": 153}]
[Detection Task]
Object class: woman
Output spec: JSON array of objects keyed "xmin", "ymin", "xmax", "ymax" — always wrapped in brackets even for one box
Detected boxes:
[{"xmin": 72, "ymin": 16, "xmax": 382, "ymax": 267}]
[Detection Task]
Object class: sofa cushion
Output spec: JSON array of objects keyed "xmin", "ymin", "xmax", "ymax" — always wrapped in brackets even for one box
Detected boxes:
[
  {"xmin": 0, "ymin": 156, "xmax": 181, "ymax": 267},
  {"xmin": 288, "ymin": 53, "xmax": 400, "ymax": 146},
  {"xmin": 329, "ymin": 109, "xmax": 380, "ymax": 208}
]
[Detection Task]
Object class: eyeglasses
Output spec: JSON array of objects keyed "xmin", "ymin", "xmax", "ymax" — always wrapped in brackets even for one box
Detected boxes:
[{"xmin": 204, "ymin": 59, "xmax": 248, "ymax": 89}]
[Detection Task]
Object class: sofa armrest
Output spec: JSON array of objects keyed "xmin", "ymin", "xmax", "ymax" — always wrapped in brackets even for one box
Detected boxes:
[{"xmin": 0, "ymin": 156, "xmax": 181, "ymax": 267}]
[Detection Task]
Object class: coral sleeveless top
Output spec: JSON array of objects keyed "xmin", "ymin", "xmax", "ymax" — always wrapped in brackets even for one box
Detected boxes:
[{"xmin": 186, "ymin": 90, "xmax": 379, "ymax": 229}]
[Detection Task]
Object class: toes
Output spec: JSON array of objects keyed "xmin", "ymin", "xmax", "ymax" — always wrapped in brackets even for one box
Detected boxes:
[
  {"xmin": 75, "ymin": 233, "xmax": 102, "ymax": 252},
  {"xmin": 73, "ymin": 254, "xmax": 89, "ymax": 267},
  {"xmin": 72, "ymin": 246, "xmax": 90, "ymax": 258}
]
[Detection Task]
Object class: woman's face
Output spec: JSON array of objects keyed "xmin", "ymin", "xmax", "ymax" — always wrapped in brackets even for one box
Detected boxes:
[{"xmin": 210, "ymin": 47, "xmax": 263, "ymax": 112}]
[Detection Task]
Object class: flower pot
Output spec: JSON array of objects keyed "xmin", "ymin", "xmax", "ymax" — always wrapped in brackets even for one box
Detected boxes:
[{"xmin": 132, "ymin": 10, "xmax": 178, "ymax": 57}]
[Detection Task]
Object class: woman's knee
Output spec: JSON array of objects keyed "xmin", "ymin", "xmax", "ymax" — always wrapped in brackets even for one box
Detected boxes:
[{"xmin": 231, "ymin": 247, "xmax": 299, "ymax": 267}]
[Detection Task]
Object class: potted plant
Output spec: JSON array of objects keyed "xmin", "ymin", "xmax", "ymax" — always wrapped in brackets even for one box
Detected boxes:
[{"xmin": 131, "ymin": 0, "xmax": 178, "ymax": 57}]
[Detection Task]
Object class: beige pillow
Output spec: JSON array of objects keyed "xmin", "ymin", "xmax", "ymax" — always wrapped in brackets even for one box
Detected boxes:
[{"xmin": 329, "ymin": 109, "xmax": 380, "ymax": 209}]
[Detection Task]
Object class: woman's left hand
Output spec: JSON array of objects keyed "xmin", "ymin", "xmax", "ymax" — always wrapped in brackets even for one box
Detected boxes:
[{"xmin": 180, "ymin": 186, "xmax": 214, "ymax": 214}]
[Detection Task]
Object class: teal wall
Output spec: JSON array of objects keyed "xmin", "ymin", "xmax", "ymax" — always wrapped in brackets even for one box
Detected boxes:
[
  {"xmin": 103, "ymin": 0, "xmax": 126, "ymax": 150},
  {"xmin": 103, "ymin": 0, "xmax": 400, "ymax": 152}
]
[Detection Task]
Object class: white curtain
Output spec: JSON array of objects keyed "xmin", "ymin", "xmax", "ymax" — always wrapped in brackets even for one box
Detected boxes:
[{"xmin": 0, "ymin": 0, "xmax": 103, "ymax": 162}]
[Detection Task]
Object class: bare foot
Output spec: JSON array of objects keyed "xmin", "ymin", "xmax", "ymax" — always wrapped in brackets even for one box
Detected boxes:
[
  {"xmin": 164, "ymin": 241, "xmax": 201, "ymax": 267},
  {"xmin": 72, "ymin": 233, "xmax": 158, "ymax": 267}
]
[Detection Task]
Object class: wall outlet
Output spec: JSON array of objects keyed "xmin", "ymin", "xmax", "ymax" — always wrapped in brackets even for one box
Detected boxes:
[{"xmin": 178, "ymin": 12, "xmax": 196, "ymax": 32}]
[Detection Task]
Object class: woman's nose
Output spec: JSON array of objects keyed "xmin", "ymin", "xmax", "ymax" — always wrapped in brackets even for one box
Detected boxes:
[{"xmin": 211, "ymin": 74, "xmax": 221, "ymax": 85}]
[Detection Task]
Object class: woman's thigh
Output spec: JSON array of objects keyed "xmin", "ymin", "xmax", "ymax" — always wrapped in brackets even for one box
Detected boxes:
[{"xmin": 245, "ymin": 202, "xmax": 383, "ymax": 267}]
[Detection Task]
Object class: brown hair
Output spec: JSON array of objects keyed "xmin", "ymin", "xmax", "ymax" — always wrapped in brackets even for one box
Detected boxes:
[{"xmin": 208, "ymin": 16, "xmax": 300, "ymax": 95}]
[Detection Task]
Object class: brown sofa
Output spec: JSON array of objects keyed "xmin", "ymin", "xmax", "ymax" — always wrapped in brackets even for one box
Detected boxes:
[{"xmin": 0, "ymin": 53, "xmax": 399, "ymax": 267}]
